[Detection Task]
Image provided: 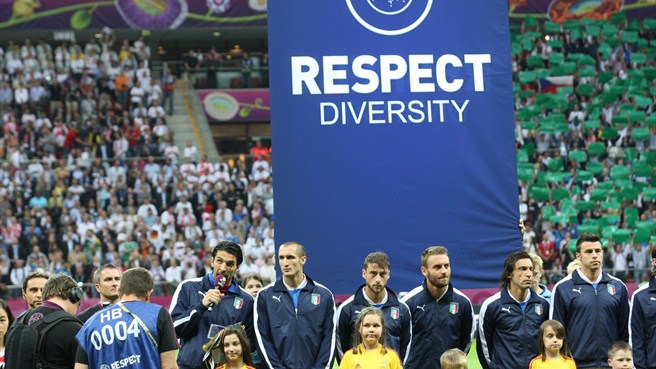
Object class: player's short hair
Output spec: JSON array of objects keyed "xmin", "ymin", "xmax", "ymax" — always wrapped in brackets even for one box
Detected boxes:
[
  {"xmin": 575, "ymin": 232, "xmax": 601, "ymax": 253},
  {"xmin": 500, "ymin": 251, "xmax": 532, "ymax": 289},
  {"xmin": 363, "ymin": 251, "xmax": 390, "ymax": 271},
  {"xmin": 212, "ymin": 241, "xmax": 244, "ymax": 266},
  {"xmin": 280, "ymin": 242, "xmax": 306, "ymax": 258},
  {"xmin": 421, "ymin": 246, "xmax": 448, "ymax": 268}
]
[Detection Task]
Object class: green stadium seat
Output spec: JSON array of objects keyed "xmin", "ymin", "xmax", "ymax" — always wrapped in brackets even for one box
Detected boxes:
[
  {"xmin": 648, "ymin": 115, "xmax": 656, "ymax": 127},
  {"xmin": 644, "ymin": 18, "xmax": 656, "ymax": 30},
  {"xmin": 590, "ymin": 189, "xmax": 607, "ymax": 201},
  {"xmin": 569, "ymin": 150, "xmax": 587, "ymax": 163},
  {"xmin": 530, "ymin": 186, "xmax": 551, "ymax": 201},
  {"xmin": 544, "ymin": 21, "xmax": 561, "ymax": 33},
  {"xmin": 604, "ymin": 214, "xmax": 621, "ymax": 225},
  {"xmin": 612, "ymin": 229, "xmax": 632, "ymax": 243},
  {"xmin": 610, "ymin": 12, "xmax": 626, "ymax": 25},
  {"xmin": 629, "ymin": 110, "xmax": 645, "ymax": 124},
  {"xmin": 632, "ymin": 127, "xmax": 650, "ymax": 141},
  {"xmin": 643, "ymin": 187, "xmax": 656, "ymax": 201},
  {"xmin": 625, "ymin": 207, "xmax": 639, "ymax": 227},
  {"xmin": 577, "ymin": 84, "xmax": 594, "ymax": 97},
  {"xmin": 588, "ymin": 142, "xmax": 606, "ymax": 156},
  {"xmin": 527, "ymin": 55, "xmax": 544, "ymax": 69},
  {"xmin": 575, "ymin": 201, "xmax": 595, "ymax": 211},
  {"xmin": 601, "ymin": 127, "xmax": 618, "ymax": 140},
  {"xmin": 551, "ymin": 187, "xmax": 570, "ymax": 201},
  {"xmin": 547, "ymin": 158, "xmax": 564, "ymax": 172},
  {"xmin": 623, "ymin": 31, "xmax": 639, "ymax": 44},
  {"xmin": 577, "ymin": 170, "xmax": 593, "ymax": 182},
  {"xmin": 631, "ymin": 53, "xmax": 647, "ymax": 64},
  {"xmin": 610, "ymin": 165, "xmax": 630, "ymax": 180},
  {"xmin": 634, "ymin": 163, "xmax": 653, "ymax": 178},
  {"xmin": 549, "ymin": 53, "xmax": 565, "ymax": 65},
  {"xmin": 597, "ymin": 70, "xmax": 613, "ymax": 84},
  {"xmin": 579, "ymin": 67, "xmax": 596, "ymax": 78},
  {"xmin": 583, "ymin": 119, "xmax": 601, "ymax": 129},
  {"xmin": 519, "ymin": 71, "xmax": 537, "ymax": 84},
  {"xmin": 518, "ymin": 167, "xmax": 534, "ymax": 181},
  {"xmin": 521, "ymin": 121, "xmax": 537, "ymax": 130}
]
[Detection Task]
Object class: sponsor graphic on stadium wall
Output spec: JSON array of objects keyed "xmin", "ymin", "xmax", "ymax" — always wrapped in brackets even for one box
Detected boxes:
[
  {"xmin": 0, "ymin": 0, "xmax": 267, "ymax": 31},
  {"xmin": 509, "ymin": 0, "xmax": 656, "ymax": 23},
  {"xmin": 268, "ymin": 0, "xmax": 520, "ymax": 293},
  {"xmin": 198, "ymin": 89, "xmax": 270, "ymax": 123}
]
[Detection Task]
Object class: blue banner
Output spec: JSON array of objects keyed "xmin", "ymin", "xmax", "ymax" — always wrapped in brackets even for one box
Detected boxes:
[{"xmin": 268, "ymin": 0, "xmax": 520, "ymax": 294}]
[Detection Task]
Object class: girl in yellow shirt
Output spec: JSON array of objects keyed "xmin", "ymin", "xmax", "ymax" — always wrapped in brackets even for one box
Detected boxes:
[
  {"xmin": 339, "ymin": 307, "xmax": 403, "ymax": 369},
  {"xmin": 529, "ymin": 320, "xmax": 576, "ymax": 369}
]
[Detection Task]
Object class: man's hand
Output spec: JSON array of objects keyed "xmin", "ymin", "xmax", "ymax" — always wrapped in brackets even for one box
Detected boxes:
[{"xmin": 202, "ymin": 289, "xmax": 223, "ymax": 308}]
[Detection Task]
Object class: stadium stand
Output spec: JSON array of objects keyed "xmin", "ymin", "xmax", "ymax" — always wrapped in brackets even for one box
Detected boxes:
[{"xmin": 513, "ymin": 14, "xmax": 655, "ymax": 285}]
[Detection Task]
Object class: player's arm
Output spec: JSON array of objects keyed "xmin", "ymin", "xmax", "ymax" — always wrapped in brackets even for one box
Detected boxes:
[
  {"xmin": 254, "ymin": 291, "xmax": 285, "ymax": 369},
  {"xmin": 629, "ymin": 295, "xmax": 647, "ymax": 369},
  {"xmin": 334, "ymin": 300, "xmax": 352, "ymax": 360},
  {"xmin": 476, "ymin": 301, "xmax": 494, "ymax": 369},
  {"xmin": 617, "ymin": 284, "xmax": 630, "ymax": 342},
  {"xmin": 169, "ymin": 281, "xmax": 206, "ymax": 339},
  {"xmin": 399, "ymin": 302, "xmax": 412, "ymax": 364},
  {"xmin": 460, "ymin": 297, "xmax": 475, "ymax": 353},
  {"xmin": 313, "ymin": 291, "xmax": 336, "ymax": 369}
]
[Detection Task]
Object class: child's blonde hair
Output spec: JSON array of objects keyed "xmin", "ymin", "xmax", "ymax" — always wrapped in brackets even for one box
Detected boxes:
[
  {"xmin": 352, "ymin": 307, "xmax": 387, "ymax": 355},
  {"xmin": 440, "ymin": 348, "xmax": 468, "ymax": 369},
  {"xmin": 538, "ymin": 320, "xmax": 572, "ymax": 361},
  {"xmin": 607, "ymin": 341, "xmax": 632, "ymax": 360}
]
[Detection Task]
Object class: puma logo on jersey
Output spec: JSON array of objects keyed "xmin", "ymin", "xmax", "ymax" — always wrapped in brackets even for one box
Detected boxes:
[
  {"xmin": 501, "ymin": 307, "xmax": 511, "ymax": 314},
  {"xmin": 572, "ymin": 287, "xmax": 582, "ymax": 294},
  {"xmin": 416, "ymin": 305, "xmax": 425, "ymax": 312},
  {"xmin": 272, "ymin": 295, "xmax": 281, "ymax": 302}
]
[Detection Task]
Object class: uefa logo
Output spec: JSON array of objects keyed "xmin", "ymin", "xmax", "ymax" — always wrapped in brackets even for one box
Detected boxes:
[{"xmin": 346, "ymin": 0, "xmax": 433, "ymax": 36}]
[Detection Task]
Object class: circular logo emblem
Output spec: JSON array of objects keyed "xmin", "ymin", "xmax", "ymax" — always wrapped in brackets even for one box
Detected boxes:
[
  {"xmin": 346, "ymin": 0, "xmax": 433, "ymax": 36},
  {"xmin": 203, "ymin": 92, "xmax": 240, "ymax": 121},
  {"xmin": 100, "ymin": 365, "xmax": 110, "ymax": 369}
]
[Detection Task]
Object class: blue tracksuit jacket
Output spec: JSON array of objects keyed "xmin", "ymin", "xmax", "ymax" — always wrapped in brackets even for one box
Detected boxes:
[
  {"xmin": 477, "ymin": 288, "xmax": 550, "ymax": 369},
  {"xmin": 170, "ymin": 273, "xmax": 255, "ymax": 369},
  {"xmin": 401, "ymin": 281, "xmax": 475, "ymax": 369},
  {"xmin": 255, "ymin": 275, "xmax": 335, "ymax": 369},
  {"xmin": 549, "ymin": 270, "xmax": 629, "ymax": 368},
  {"xmin": 629, "ymin": 276, "xmax": 656, "ymax": 369},
  {"xmin": 335, "ymin": 285, "xmax": 412, "ymax": 362}
]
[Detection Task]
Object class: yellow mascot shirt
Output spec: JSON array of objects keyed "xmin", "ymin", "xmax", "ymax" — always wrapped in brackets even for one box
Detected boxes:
[{"xmin": 339, "ymin": 344, "xmax": 402, "ymax": 369}]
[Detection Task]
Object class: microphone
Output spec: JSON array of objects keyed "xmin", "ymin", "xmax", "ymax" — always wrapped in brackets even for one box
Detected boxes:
[{"xmin": 208, "ymin": 274, "xmax": 227, "ymax": 312}]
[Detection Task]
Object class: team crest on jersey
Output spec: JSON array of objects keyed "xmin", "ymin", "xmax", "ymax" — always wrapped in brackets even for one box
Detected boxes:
[
  {"xmin": 311, "ymin": 293, "xmax": 321, "ymax": 305},
  {"xmin": 449, "ymin": 302, "xmax": 459, "ymax": 315},
  {"xmin": 390, "ymin": 307, "xmax": 400, "ymax": 319},
  {"xmin": 607, "ymin": 285, "xmax": 616, "ymax": 295},
  {"xmin": 234, "ymin": 297, "xmax": 244, "ymax": 309},
  {"xmin": 535, "ymin": 305, "xmax": 543, "ymax": 315}
]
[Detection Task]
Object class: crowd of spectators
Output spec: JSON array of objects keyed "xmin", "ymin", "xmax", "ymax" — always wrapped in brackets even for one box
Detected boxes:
[
  {"xmin": 0, "ymin": 32, "xmax": 276, "ymax": 299},
  {"xmin": 514, "ymin": 14, "xmax": 656, "ymax": 284},
  {"xmin": 180, "ymin": 45, "xmax": 269, "ymax": 89},
  {"xmin": 1, "ymin": 14, "xmax": 655, "ymax": 301}
]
